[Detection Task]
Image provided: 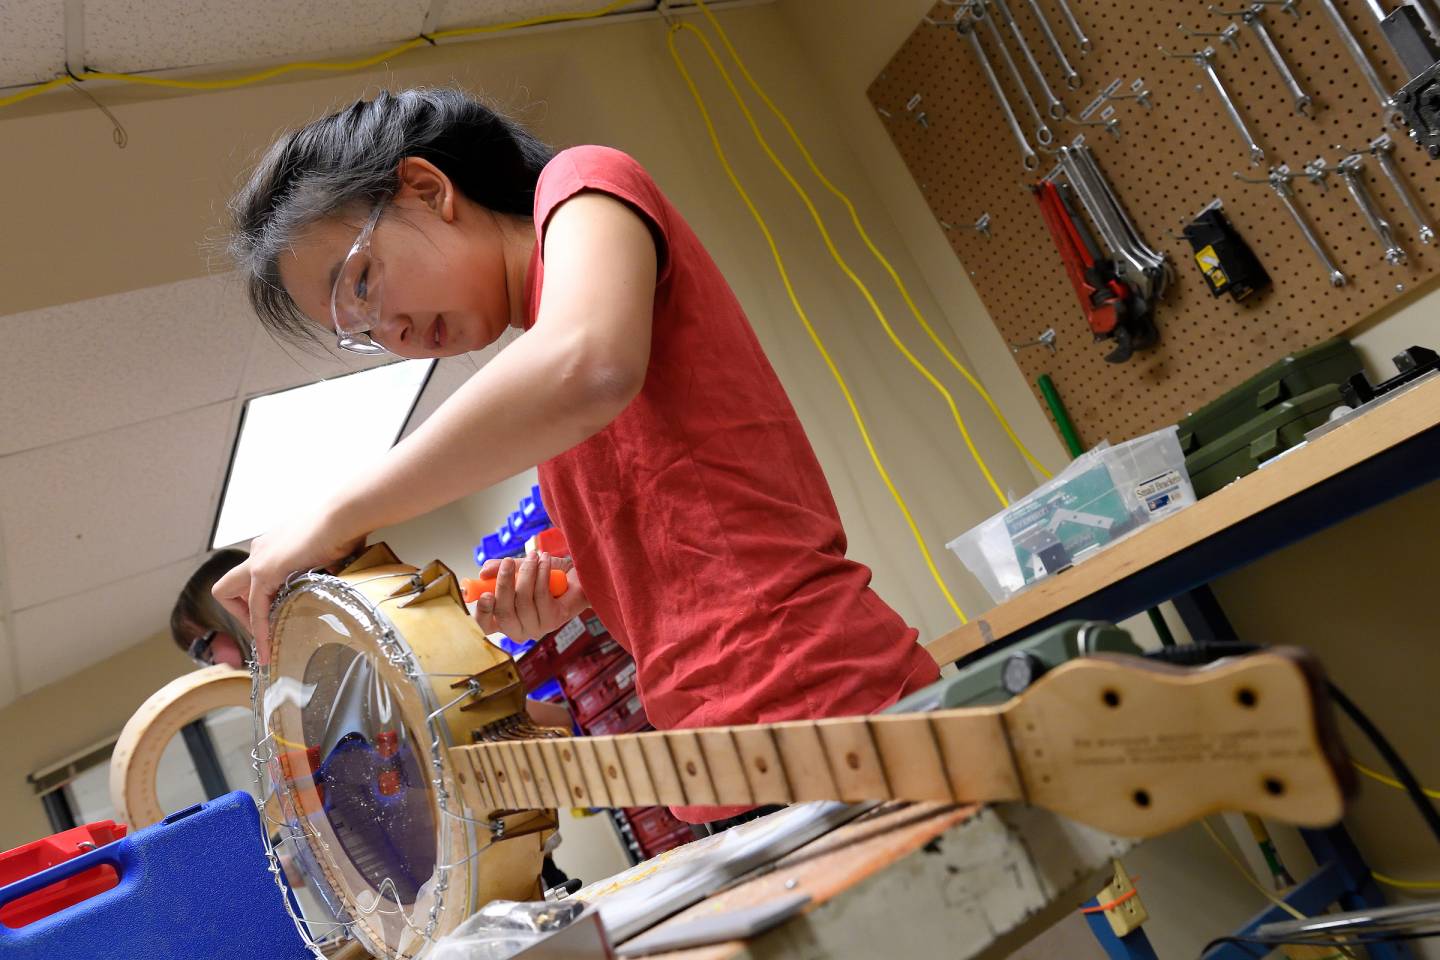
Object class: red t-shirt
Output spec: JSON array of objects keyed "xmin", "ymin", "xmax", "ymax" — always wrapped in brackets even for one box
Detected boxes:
[{"xmin": 524, "ymin": 146, "xmax": 940, "ymax": 821}]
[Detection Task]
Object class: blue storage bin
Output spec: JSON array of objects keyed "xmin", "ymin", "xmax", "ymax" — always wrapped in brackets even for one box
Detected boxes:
[{"xmin": 0, "ymin": 792, "xmax": 310, "ymax": 960}]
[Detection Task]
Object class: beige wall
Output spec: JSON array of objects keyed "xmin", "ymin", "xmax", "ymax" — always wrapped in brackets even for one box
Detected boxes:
[{"xmin": 0, "ymin": 632, "xmax": 193, "ymax": 849}]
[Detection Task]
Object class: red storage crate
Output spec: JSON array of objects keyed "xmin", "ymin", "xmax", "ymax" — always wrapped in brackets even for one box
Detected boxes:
[
  {"xmin": 547, "ymin": 610, "xmax": 611, "ymax": 661},
  {"xmin": 557, "ymin": 638, "xmax": 626, "ymax": 696},
  {"xmin": 516, "ymin": 637, "xmax": 558, "ymax": 691},
  {"xmin": 0, "ymin": 821, "xmax": 127, "ymax": 928},
  {"xmin": 624, "ymin": 806, "xmax": 689, "ymax": 848},
  {"xmin": 640, "ymin": 824, "xmax": 696, "ymax": 858},
  {"xmin": 570, "ymin": 658, "xmax": 638, "ymax": 726},
  {"xmin": 585, "ymin": 694, "xmax": 648, "ymax": 736}
]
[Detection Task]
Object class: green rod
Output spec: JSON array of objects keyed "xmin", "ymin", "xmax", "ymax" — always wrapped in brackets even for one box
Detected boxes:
[
  {"xmin": 1035, "ymin": 373, "xmax": 1176, "ymax": 647},
  {"xmin": 1037, "ymin": 374, "xmax": 1084, "ymax": 457}
]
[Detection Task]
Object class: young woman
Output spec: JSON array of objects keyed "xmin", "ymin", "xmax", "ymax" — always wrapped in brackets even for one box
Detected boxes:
[{"xmin": 214, "ymin": 87, "xmax": 940, "ymax": 822}]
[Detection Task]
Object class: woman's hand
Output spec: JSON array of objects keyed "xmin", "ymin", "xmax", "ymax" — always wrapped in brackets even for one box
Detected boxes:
[
  {"xmin": 474, "ymin": 552, "xmax": 588, "ymax": 641},
  {"xmin": 212, "ymin": 506, "xmax": 367, "ymax": 664}
]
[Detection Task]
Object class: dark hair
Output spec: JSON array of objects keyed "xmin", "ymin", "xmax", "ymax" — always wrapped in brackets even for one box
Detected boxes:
[
  {"xmin": 170, "ymin": 549, "xmax": 251, "ymax": 655},
  {"xmin": 229, "ymin": 87, "xmax": 554, "ymax": 344}
]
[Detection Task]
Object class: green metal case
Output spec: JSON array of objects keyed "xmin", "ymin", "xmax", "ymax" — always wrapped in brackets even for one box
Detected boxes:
[
  {"xmin": 1176, "ymin": 338, "xmax": 1362, "ymax": 456},
  {"xmin": 1184, "ymin": 383, "xmax": 1346, "ymax": 497}
]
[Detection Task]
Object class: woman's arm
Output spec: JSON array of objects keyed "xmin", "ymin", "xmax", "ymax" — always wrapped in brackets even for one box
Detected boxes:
[{"xmin": 215, "ymin": 191, "xmax": 658, "ymax": 656}]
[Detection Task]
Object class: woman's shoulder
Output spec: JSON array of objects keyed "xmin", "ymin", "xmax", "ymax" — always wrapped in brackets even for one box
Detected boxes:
[{"xmin": 542, "ymin": 145, "xmax": 657, "ymax": 190}]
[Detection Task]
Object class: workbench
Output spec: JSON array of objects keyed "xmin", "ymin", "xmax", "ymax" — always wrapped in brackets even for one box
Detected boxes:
[
  {"xmin": 582, "ymin": 802, "xmax": 1128, "ymax": 960},
  {"xmin": 924, "ymin": 376, "xmax": 1440, "ymax": 666}
]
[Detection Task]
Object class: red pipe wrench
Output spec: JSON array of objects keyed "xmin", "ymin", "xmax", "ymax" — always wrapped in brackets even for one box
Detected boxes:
[{"xmin": 1032, "ymin": 179, "xmax": 1133, "ymax": 341}]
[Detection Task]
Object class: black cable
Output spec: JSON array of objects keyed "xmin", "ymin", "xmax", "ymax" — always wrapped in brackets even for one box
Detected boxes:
[
  {"xmin": 1144, "ymin": 642, "xmax": 1440, "ymax": 848},
  {"xmin": 1203, "ymin": 928, "xmax": 1440, "ymax": 954},
  {"xmin": 1325, "ymin": 681, "xmax": 1440, "ymax": 848}
]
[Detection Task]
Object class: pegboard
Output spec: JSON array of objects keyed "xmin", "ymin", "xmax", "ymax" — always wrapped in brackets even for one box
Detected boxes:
[{"xmin": 868, "ymin": 0, "xmax": 1440, "ymax": 444}]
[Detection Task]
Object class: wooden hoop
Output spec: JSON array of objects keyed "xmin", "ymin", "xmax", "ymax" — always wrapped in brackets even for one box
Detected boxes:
[{"xmin": 109, "ymin": 665, "xmax": 253, "ymax": 828}]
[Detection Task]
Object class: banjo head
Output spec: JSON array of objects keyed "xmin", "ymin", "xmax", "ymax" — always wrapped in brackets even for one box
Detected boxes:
[{"xmin": 255, "ymin": 544, "xmax": 549, "ymax": 959}]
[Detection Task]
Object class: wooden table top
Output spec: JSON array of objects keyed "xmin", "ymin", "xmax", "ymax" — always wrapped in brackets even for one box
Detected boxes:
[
  {"xmin": 632, "ymin": 803, "xmax": 977, "ymax": 960},
  {"xmin": 923, "ymin": 376, "xmax": 1440, "ymax": 666}
]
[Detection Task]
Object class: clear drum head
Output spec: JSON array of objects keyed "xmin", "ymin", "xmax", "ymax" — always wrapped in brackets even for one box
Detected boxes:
[{"xmin": 254, "ymin": 574, "xmax": 472, "ymax": 959}]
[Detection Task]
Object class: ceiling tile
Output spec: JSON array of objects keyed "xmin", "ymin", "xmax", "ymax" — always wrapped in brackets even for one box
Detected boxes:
[
  {"xmin": 398, "ymin": 338, "xmax": 512, "ymax": 440},
  {"xmin": 0, "ymin": 274, "xmax": 251, "ymax": 457},
  {"xmin": 242, "ymin": 329, "xmax": 394, "ymax": 398},
  {"xmin": 0, "ymin": 403, "xmax": 233, "ymax": 609},
  {"xmin": 0, "ymin": 0, "xmax": 64, "ymax": 88},
  {"xmin": 400, "ymin": 356, "xmax": 470, "ymax": 441},
  {"xmin": 84, "ymin": 0, "xmax": 426, "ymax": 73},
  {"xmin": 437, "ymin": 0, "xmax": 650, "ymax": 30},
  {"xmin": 11, "ymin": 555, "xmax": 198, "ymax": 695}
]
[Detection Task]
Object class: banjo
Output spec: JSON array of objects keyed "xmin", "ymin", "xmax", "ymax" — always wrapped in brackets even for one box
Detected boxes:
[{"xmin": 254, "ymin": 543, "xmax": 1353, "ymax": 958}]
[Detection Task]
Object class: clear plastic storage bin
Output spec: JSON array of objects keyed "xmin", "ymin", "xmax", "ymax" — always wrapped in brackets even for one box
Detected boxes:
[{"xmin": 947, "ymin": 426, "xmax": 1195, "ymax": 604}]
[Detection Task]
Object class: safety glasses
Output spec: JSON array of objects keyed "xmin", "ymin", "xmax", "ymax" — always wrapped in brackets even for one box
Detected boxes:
[
  {"xmin": 187, "ymin": 629, "xmax": 219, "ymax": 666},
  {"xmin": 330, "ymin": 203, "xmax": 389, "ymax": 355}
]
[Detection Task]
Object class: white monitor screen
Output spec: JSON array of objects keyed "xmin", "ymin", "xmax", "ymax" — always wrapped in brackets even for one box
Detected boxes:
[{"xmin": 211, "ymin": 360, "xmax": 435, "ymax": 548}]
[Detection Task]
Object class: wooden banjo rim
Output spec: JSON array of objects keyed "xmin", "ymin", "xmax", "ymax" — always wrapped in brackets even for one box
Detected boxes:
[{"xmin": 109, "ymin": 664, "xmax": 253, "ymax": 829}]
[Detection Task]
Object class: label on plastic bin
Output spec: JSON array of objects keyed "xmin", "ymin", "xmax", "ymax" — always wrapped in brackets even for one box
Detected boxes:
[
  {"xmin": 555, "ymin": 617, "xmax": 586, "ymax": 653},
  {"xmin": 1135, "ymin": 470, "xmax": 1185, "ymax": 515}
]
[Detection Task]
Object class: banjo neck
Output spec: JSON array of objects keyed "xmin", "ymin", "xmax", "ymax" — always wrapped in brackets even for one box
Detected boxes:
[
  {"xmin": 453, "ymin": 649, "xmax": 1353, "ymax": 839},
  {"xmin": 455, "ymin": 644, "xmax": 1353, "ymax": 840}
]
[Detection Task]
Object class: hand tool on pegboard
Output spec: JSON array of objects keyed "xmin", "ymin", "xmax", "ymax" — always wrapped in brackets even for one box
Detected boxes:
[
  {"xmin": 1316, "ymin": 0, "xmax": 1403, "ymax": 122},
  {"xmin": 1032, "ymin": 178, "xmax": 1148, "ymax": 363},
  {"xmin": 1336, "ymin": 152, "xmax": 1409, "ymax": 267},
  {"xmin": 1208, "ymin": 3, "xmax": 1314, "ymax": 117},
  {"xmin": 974, "ymin": 0, "xmax": 1056, "ymax": 147},
  {"xmin": 1061, "ymin": 144, "xmax": 1170, "ymax": 308},
  {"xmin": 952, "ymin": 14, "xmax": 1040, "ymax": 170},
  {"xmin": 1232, "ymin": 165, "xmax": 1347, "ymax": 287},
  {"xmin": 1160, "ymin": 44, "xmax": 1266, "ymax": 165},
  {"xmin": 990, "ymin": 0, "xmax": 1068, "ymax": 118},
  {"xmin": 1181, "ymin": 200, "xmax": 1271, "ymax": 303},
  {"xmin": 1033, "ymin": 140, "xmax": 1167, "ymax": 364},
  {"xmin": 1020, "ymin": 0, "xmax": 1082, "ymax": 90},
  {"xmin": 1050, "ymin": 0, "xmax": 1091, "ymax": 53},
  {"xmin": 1362, "ymin": 133, "xmax": 1436, "ymax": 245}
]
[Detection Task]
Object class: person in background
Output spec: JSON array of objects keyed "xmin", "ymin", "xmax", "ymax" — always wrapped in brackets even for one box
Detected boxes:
[{"xmin": 171, "ymin": 549, "xmax": 254, "ymax": 668}]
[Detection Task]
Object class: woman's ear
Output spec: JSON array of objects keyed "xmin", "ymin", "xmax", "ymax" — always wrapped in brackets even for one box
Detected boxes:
[{"xmin": 395, "ymin": 157, "xmax": 456, "ymax": 221}]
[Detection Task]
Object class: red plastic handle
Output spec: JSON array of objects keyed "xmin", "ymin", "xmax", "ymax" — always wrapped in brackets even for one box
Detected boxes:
[{"xmin": 461, "ymin": 568, "xmax": 568, "ymax": 603}]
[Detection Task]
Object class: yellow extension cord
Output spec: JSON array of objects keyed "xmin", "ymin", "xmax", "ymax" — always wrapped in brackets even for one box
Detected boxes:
[
  {"xmin": 0, "ymin": 0, "xmax": 635, "ymax": 108},
  {"xmin": 688, "ymin": 0, "xmax": 1053, "ymax": 486},
  {"xmin": 669, "ymin": 20, "xmax": 1008, "ymax": 510},
  {"xmin": 1351, "ymin": 761, "xmax": 1440, "ymax": 890},
  {"xmin": 665, "ymin": 24, "xmax": 965, "ymax": 621}
]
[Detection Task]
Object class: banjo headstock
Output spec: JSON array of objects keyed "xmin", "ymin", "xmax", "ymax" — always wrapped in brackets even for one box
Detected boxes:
[{"xmin": 1000, "ymin": 649, "xmax": 1355, "ymax": 838}]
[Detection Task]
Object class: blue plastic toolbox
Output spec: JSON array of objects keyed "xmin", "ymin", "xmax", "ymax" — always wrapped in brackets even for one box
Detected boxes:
[{"xmin": 0, "ymin": 791, "xmax": 310, "ymax": 960}]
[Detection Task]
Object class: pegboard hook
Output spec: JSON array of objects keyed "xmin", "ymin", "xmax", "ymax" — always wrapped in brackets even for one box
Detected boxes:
[
  {"xmin": 1181, "ymin": 24, "xmax": 1241, "ymax": 50},
  {"xmin": 1231, "ymin": 169, "xmax": 1280, "ymax": 185},
  {"xmin": 1157, "ymin": 45, "xmax": 1209, "ymax": 63},
  {"xmin": 941, "ymin": 212, "xmax": 993, "ymax": 237},
  {"xmin": 1062, "ymin": 115, "xmax": 1122, "ymax": 140},
  {"xmin": 1211, "ymin": 0, "xmax": 1301, "ymax": 20}
]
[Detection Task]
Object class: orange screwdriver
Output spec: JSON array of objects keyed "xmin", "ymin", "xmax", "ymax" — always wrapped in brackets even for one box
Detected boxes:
[{"xmin": 461, "ymin": 568, "xmax": 569, "ymax": 604}]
